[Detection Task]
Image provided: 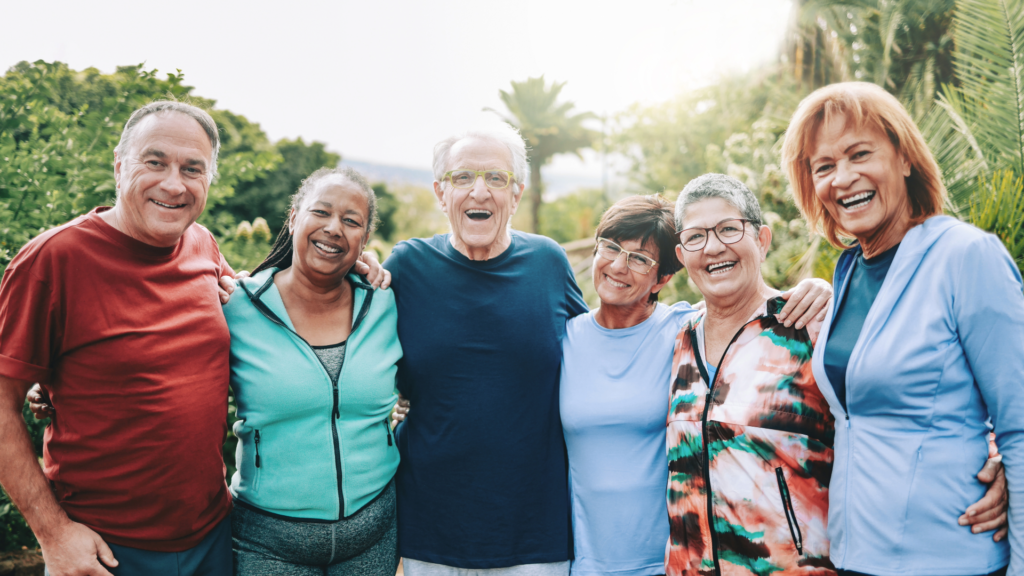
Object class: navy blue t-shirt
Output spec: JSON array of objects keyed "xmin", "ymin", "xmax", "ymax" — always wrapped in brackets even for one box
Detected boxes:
[
  {"xmin": 385, "ymin": 232, "xmax": 589, "ymax": 568},
  {"xmin": 824, "ymin": 243, "xmax": 900, "ymax": 411}
]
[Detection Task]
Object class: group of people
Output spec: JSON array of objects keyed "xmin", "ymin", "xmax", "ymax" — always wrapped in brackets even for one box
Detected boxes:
[{"xmin": 0, "ymin": 81, "xmax": 1021, "ymax": 576}]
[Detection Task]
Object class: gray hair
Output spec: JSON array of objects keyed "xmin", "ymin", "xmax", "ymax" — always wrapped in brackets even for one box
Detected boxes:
[
  {"xmin": 674, "ymin": 173, "xmax": 763, "ymax": 230},
  {"xmin": 114, "ymin": 101, "xmax": 221, "ymax": 183},
  {"xmin": 292, "ymin": 167, "xmax": 378, "ymax": 233},
  {"xmin": 432, "ymin": 124, "xmax": 530, "ymax": 188}
]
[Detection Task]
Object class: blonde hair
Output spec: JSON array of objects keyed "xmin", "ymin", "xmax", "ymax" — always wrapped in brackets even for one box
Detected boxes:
[{"xmin": 781, "ymin": 82, "xmax": 946, "ymax": 248}]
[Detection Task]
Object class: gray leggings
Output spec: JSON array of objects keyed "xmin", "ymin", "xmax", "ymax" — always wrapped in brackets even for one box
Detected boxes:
[{"xmin": 232, "ymin": 481, "xmax": 398, "ymax": 576}]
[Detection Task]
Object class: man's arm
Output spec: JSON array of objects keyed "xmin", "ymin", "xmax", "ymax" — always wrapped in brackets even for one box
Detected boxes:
[{"xmin": 0, "ymin": 376, "xmax": 117, "ymax": 576}]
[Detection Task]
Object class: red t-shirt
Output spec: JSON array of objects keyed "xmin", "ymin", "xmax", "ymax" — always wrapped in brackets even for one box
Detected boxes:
[{"xmin": 0, "ymin": 208, "xmax": 233, "ymax": 552}]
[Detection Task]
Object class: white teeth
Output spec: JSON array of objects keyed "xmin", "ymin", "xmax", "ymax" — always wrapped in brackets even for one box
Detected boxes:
[
  {"xmin": 152, "ymin": 200, "xmax": 183, "ymax": 208},
  {"xmin": 313, "ymin": 240, "xmax": 341, "ymax": 254},
  {"xmin": 605, "ymin": 276, "xmax": 629, "ymax": 288},
  {"xmin": 838, "ymin": 191, "xmax": 875, "ymax": 207},
  {"xmin": 707, "ymin": 261, "xmax": 736, "ymax": 275},
  {"xmin": 466, "ymin": 210, "xmax": 492, "ymax": 216}
]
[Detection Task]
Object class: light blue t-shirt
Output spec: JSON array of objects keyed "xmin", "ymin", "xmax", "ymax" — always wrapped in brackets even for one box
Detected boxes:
[{"xmin": 560, "ymin": 302, "xmax": 696, "ymax": 576}]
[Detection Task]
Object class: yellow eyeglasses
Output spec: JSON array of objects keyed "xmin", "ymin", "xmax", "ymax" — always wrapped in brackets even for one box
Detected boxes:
[{"xmin": 444, "ymin": 169, "xmax": 516, "ymax": 190}]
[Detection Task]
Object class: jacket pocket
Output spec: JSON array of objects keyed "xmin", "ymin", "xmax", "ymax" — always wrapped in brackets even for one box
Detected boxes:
[
  {"xmin": 775, "ymin": 467, "xmax": 803, "ymax": 555},
  {"xmin": 382, "ymin": 419, "xmax": 393, "ymax": 447},
  {"xmin": 253, "ymin": 429, "xmax": 262, "ymax": 492}
]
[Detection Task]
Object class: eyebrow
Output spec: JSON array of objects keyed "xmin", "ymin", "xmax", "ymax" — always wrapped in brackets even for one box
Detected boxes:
[
  {"xmin": 811, "ymin": 140, "xmax": 873, "ymax": 164},
  {"xmin": 138, "ymin": 148, "xmax": 208, "ymax": 169}
]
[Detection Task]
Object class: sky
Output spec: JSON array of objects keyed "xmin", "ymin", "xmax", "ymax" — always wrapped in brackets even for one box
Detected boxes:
[{"xmin": 1, "ymin": 0, "xmax": 792, "ymax": 181}]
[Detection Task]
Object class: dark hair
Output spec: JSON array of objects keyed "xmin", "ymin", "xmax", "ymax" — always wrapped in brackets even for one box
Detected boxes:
[
  {"xmin": 594, "ymin": 194, "xmax": 681, "ymax": 304},
  {"xmin": 253, "ymin": 167, "xmax": 377, "ymax": 275}
]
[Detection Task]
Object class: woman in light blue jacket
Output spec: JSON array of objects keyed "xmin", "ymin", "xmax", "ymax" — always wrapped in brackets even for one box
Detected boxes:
[
  {"xmin": 224, "ymin": 167, "xmax": 402, "ymax": 575},
  {"xmin": 782, "ymin": 82, "xmax": 1024, "ymax": 576}
]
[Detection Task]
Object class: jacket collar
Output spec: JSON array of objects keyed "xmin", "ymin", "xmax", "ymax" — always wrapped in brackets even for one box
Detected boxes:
[{"xmin": 240, "ymin": 267, "xmax": 375, "ymax": 334}]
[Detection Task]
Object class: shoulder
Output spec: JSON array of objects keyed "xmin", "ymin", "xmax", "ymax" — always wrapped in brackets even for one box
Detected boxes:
[
  {"xmin": 386, "ymin": 235, "xmax": 447, "ymax": 269},
  {"xmin": 183, "ymin": 222, "xmax": 224, "ymax": 258},
  {"xmin": 565, "ymin": 310, "xmax": 595, "ymax": 333},
  {"xmin": 4, "ymin": 213, "xmax": 97, "ymax": 281},
  {"xmin": 920, "ymin": 217, "xmax": 1014, "ymax": 273},
  {"xmin": 512, "ymin": 230, "xmax": 567, "ymax": 256}
]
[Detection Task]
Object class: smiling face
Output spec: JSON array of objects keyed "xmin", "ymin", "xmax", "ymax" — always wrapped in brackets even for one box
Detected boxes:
[
  {"xmin": 433, "ymin": 136, "xmax": 523, "ymax": 260},
  {"xmin": 676, "ymin": 197, "xmax": 771, "ymax": 306},
  {"xmin": 288, "ymin": 178, "xmax": 370, "ymax": 283},
  {"xmin": 112, "ymin": 112, "xmax": 213, "ymax": 247},
  {"xmin": 809, "ymin": 116, "xmax": 913, "ymax": 253},
  {"xmin": 593, "ymin": 237, "xmax": 671, "ymax": 310}
]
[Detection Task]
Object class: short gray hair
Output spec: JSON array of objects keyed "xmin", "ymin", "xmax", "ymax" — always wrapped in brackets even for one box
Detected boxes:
[
  {"xmin": 674, "ymin": 173, "xmax": 763, "ymax": 230},
  {"xmin": 432, "ymin": 124, "xmax": 529, "ymax": 188},
  {"xmin": 114, "ymin": 101, "xmax": 221, "ymax": 182}
]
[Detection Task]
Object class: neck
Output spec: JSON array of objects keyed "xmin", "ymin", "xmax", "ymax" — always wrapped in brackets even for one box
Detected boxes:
[
  {"xmin": 99, "ymin": 204, "xmax": 180, "ymax": 247},
  {"xmin": 858, "ymin": 211, "xmax": 913, "ymax": 259},
  {"xmin": 704, "ymin": 281, "xmax": 778, "ymax": 329},
  {"xmin": 276, "ymin": 265, "xmax": 352, "ymax": 309},
  {"xmin": 451, "ymin": 230, "xmax": 512, "ymax": 261},
  {"xmin": 595, "ymin": 299, "xmax": 656, "ymax": 329}
]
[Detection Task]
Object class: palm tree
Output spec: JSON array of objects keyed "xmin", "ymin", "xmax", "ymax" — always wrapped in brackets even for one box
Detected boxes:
[{"xmin": 486, "ymin": 76, "xmax": 598, "ymax": 234}]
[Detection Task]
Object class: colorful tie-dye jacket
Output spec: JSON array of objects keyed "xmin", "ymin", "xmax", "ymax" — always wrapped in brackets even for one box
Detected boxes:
[{"xmin": 666, "ymin": 296, "xmax": 835, "ymax": 576}]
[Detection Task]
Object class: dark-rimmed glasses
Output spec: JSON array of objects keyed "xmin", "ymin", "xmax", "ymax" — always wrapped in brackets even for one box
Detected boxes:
[
  {"xmin": 444, "ymin": 169, "xmax": 516, "ymax": 190},
  {"xmin": 596, "ymin": 237, "xmax": 658, "ymax": 274},
  {"xmin": 678, "ymin": 219, "xmax": 753, "ymax": 252}
]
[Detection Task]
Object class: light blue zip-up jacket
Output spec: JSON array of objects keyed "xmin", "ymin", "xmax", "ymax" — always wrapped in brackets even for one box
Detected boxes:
[
  {"xmin": 225, "ymin": 268, "xmax": 402, "ymax": 520},
  {"xmin": 813, "ymin": 216, "xmax": 1024, "ymax": 576}
]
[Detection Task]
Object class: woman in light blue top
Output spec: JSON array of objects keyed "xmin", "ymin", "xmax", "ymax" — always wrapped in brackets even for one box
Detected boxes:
[{"xmin": 783, "ymin": 82, "xmax": 1024, "ymax": 576}]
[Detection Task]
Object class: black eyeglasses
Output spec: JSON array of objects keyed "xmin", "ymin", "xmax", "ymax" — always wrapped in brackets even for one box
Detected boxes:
[{"xmin": 678, "ymin": 219, "xmax": 753, "ymax": 252}]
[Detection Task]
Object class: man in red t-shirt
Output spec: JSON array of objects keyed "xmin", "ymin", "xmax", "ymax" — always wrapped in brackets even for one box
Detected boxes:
[{"xmin": 0, "ymin": 101, "xmax": 235, "ymax": 576}]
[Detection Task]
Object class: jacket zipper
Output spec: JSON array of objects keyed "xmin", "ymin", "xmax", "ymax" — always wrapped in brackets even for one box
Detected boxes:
[
  {"xmin": 383, "ymin": 419, "xmax": 393, "ymax": 446},
  {"xmin": 241, "ymin": 276, "xmax": 374, "ymax": 519},
  {"xmin": 692, "ymin": 313, "xmax": 769, "ymax": 576},
  {"xmin": 254, "ymin": 429, "xmax": 262, "ymax": 467},
  {"xmin": 775, "ymin": 467, "xmax": 804, "ymax": 554}
]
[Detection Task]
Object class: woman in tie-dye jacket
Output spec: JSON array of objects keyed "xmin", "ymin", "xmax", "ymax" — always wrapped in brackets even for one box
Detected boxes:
[{"xmin": 666, "ymin": 174, "xmax": 836, "ymax": 576}]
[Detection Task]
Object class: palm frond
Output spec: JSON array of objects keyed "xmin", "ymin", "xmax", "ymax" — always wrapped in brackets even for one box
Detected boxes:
[
  {"xmin": 951, "ymin": 0, "xmax": 1024, "ymax": 173},
  {"xmin": 921, "ymin": 86, "xmax": 990, "ymax": 209}
]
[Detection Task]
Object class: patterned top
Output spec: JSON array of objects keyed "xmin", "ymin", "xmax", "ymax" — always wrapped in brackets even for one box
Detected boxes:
[{"xmin": 666, "ymin": 296, "xmax": 836, "ymax": 576}]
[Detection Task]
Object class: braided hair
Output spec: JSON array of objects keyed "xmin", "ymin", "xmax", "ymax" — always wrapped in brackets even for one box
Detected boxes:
[{"xmin": 252, "ymin": 167, "xmax": 378, "ymax": 275}]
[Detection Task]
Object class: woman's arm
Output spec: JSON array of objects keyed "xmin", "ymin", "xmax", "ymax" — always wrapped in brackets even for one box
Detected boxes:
[{"xmin": 954, "ymin": 234, "xmax": 1024, "ymax": 568}]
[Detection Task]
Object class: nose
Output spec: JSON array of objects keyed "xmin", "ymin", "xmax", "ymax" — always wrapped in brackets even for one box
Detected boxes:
[
  {"xmin": 159, "ymin": 165, "xmax": 187, "ymax": 195},
  {"xmin": 608, "ymin": 251, "xmax": 630, "ymax": 273},
  {"xmin": 469, "ymin": 175, "xmax": 490, "ymax": 200},
  {"xmin": 703, "ymin": 230, "xmax": 728, "ymax": 256},
  {"xmin": 321, "ymin": 215, "xmax": 342, "ymax": 237},
  {"xmin": 831, "ymin": 159, "xmax": 858, "ymax": 189}
]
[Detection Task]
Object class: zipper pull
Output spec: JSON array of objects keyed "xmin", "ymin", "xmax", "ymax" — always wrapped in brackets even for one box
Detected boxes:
[
  {"xmin": 334, "ymin": 407, "xmax": 340, "ymax": 419},
  {"xmin": 254, "ymin": 430, "xmax": 261, "ymax": 468},
  {"xmin": 385, "ymin": 420, "xmax": 393, "ymax": 446},
  {"xmin": 845, "ymin": 414, "xmax": 850, "ymax": 428}
]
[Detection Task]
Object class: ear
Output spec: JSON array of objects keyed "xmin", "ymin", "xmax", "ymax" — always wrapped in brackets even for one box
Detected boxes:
[
  {"xmin": 756, "ymin": 225, "xmax": 773, "ymax": 261},
  {"xmin": 433, "ymin": 181, "xmax": 446, "ymax": 210},
  {"xmin": 510, "ymin": 182, "xmax": 524, "ymax": 214},
  {"xmin": 113, "ymin": 151, "xmax": 123, "ymax": 193},
  {"xmin": 650, "ymin": 272, "xmax": 675, "ymax": 298},
  {"xmin": 675, "ymin": 244, "xmax": 686, "ymax": 269},
  {"xmin": 900, "ymin": 153, "xmax": 912, "ymax": 178},
  {"xmin": 287, "ymin": 209, "xmax": 297, "ymax": 235}
]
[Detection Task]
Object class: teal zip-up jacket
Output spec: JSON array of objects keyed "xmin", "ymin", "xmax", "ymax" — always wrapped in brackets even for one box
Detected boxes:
[{"xmin": 225, "ymin": 267, "xmax": 402, "ymax": 520}]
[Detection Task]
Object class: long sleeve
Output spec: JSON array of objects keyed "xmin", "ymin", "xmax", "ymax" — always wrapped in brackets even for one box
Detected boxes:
[{"xmin": 954, "ymin": 234, "xmax": 1024, "ymax": 575}]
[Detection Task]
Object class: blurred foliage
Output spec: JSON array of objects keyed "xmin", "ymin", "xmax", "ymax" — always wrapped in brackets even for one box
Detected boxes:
[
  {"xmin": 968, "ymin": 171, "xmax": 1024, "ymax": 272},
  {"xmin": 488, "ymin": 76, "xmax": 598, "ymax": 234}
]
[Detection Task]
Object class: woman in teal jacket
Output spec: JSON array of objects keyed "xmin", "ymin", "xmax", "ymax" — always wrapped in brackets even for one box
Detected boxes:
[
  {"xmin": 782, "ymin": 82, "xmax": 1023, "ymax": 576},
  {"xmin": 224, "ymin": 167, "xmax": 402, "ymax": 575}
]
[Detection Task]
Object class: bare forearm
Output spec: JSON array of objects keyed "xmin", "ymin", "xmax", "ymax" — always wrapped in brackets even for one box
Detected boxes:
[{"xmin": 0, "ymin": 378, "xmax": 69, "ymax": 544}]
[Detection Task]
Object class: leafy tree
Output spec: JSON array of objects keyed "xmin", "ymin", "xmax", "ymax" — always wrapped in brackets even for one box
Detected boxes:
[
  {"xmin": 218, "ymin": 138, "xmax": 340, "ymax": 235},
  {"xmin": 372, "ymin": 182, "xmax": 399, "ymax": 242},
  {"xmin": 487, "ymin": 77, "xmax": 598, "ymax": 234}
]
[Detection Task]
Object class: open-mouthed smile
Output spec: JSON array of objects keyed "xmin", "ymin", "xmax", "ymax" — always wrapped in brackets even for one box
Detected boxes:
[
  {"xmin": 706, "ymin": 261, "xmax": 737, "ymax": 276},
  {"xmin": 603, "ymin": 274, "xmax": 630, "ymax": 289},
  {"xmin": 837, "ymin": 191, "xmax": 876, "ymax": 210},
  {"xmin": 312, "ymin": 240, "xmax": 342, "ymax": 255},
  {"xmin": 465, "ymin": 209, "xmax": 492, "ymax": 221}
]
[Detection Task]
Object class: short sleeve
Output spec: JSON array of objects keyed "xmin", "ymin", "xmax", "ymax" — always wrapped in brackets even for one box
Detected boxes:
[
  {"xmin": 0, "ymin": 246, "xmax": 59, "ymax": 383},
  {"xmin": 562, "ymin": 252, "xmax": 589, "ymax": 318}
]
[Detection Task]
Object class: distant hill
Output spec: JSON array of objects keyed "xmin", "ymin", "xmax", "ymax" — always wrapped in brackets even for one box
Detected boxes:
[{"xmin": 339, "ymin": 158, "xmax": 604, "ymax": 198}]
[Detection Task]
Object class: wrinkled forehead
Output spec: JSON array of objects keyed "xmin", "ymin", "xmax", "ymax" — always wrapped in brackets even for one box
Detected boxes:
[
  {"xmin": 447, "ymin": 136, "xmax": 513, "ymax": 171},
  {"xmin": 681, "ymin": 197, "xmax": 746, "ymax": 229}
]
